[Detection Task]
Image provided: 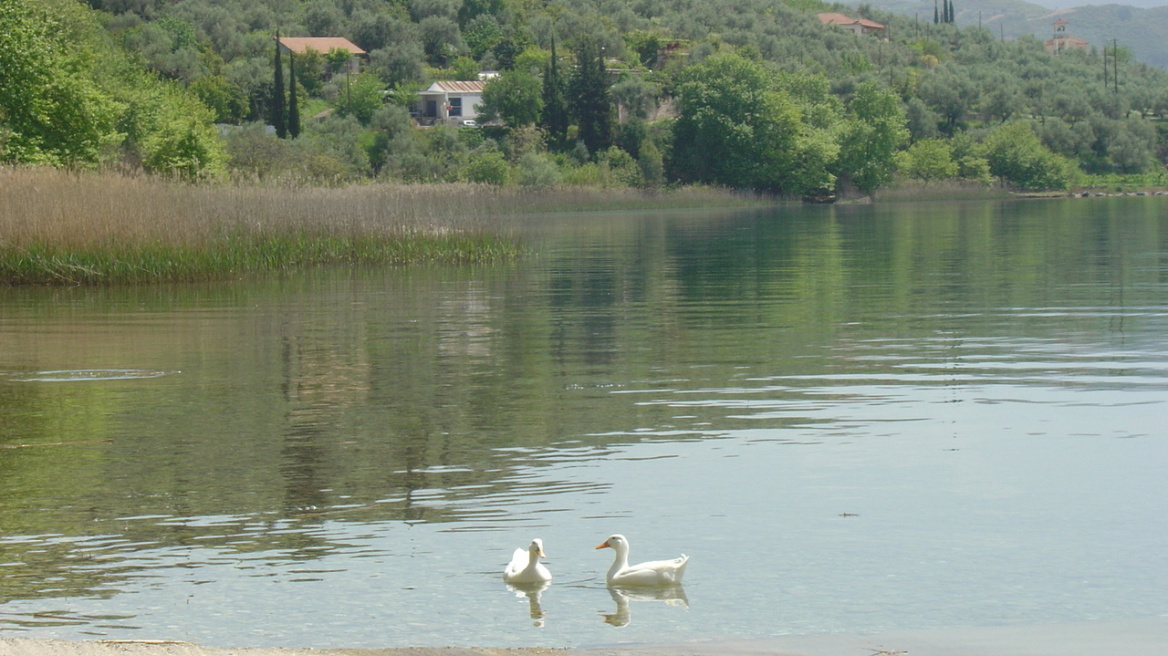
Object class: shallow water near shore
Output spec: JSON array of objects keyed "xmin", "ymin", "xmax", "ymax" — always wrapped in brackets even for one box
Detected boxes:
[{"xmin": 1, "ymin": 197, "xmax": 1166, "ymax": 648}]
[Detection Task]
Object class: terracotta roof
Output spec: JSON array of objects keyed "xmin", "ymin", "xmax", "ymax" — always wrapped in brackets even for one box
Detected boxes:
[
  {"xmin": 817, "ymin": 13, "xmax": 885, "ymax": 30},
  {"xmin": 278, "ymin": 37, "xmax": 365, "ymax": 56},
  {"xmin": 422, "ymin": 81, "xmax": 487, "ymax": 94}
]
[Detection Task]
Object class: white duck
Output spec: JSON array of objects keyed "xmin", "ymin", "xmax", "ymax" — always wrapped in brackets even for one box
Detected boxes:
[
  {"xmin": 595, "ymin": 534, "xmax": 689, "ymax": 586},
  {"xmin": 503, "ymin": 538, "xmax": 552, "ymax": 584}
]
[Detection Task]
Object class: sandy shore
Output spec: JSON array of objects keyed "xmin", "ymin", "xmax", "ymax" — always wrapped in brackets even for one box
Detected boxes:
[{"xmin": 2, "ymin": 617, "xmax": 1166, "ymax": 656}]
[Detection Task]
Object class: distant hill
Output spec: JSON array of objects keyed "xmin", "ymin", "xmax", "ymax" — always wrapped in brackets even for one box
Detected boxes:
[
  {"xmin": 847, "ymin": 0, "xmax": 1168, "ymax": 67},
  {"xmin": 1032, "ymin": 0, "xmax": 1166, "ymax": 8}
]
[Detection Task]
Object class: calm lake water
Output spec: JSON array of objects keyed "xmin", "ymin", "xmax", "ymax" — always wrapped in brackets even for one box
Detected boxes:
[{"xmin": 1, "ymin": 197, "xmax": 1166, "ymax": 648}]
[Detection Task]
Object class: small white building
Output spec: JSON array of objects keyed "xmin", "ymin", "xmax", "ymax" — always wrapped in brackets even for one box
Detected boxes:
[{"xmin": 414, "ymin": 81, "xmax": 487, "ymax": 126}]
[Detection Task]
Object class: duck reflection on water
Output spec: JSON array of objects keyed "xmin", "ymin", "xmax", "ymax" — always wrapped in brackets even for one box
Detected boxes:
[
  {"xmin": 601, "ymin": 584, "xmax": 689, "ymax": 627},
  {"xmin": 506, "ymin": 580, "xmax": 550, "ymax": 625}
]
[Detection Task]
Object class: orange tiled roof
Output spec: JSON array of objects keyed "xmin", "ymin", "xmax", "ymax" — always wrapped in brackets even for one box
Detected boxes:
[
  {"xmin": 278, "ymin": 37, "xmax": 365, "ymax": 56},
  {"xmin": 817, "ymin": 12, "xmax": 885, "ymax": 30}
]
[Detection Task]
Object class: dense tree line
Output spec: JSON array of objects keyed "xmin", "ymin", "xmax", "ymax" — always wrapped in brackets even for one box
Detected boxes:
[
  {"xmin": 0, "ymin": 0, "xmax": 226, "ymax": 176},
  {"xmin": 5, "ymin": 0, "xmax": 1168, "ymax": 194}
]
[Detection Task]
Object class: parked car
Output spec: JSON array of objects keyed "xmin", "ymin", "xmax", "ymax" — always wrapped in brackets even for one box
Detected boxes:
[{"xmin": 460, "ymin": 120, "xmax": 480, "ymax": 128}]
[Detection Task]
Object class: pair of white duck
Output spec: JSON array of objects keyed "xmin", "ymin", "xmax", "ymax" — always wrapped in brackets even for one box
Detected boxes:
[{"xmin": 503, "ymin": 534, "xmax": 689, "ymax": 587}]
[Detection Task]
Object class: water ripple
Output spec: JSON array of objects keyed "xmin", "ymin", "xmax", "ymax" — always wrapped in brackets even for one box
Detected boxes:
[{"xmin": 3, "ymin": 369, "xmax": 179, "ymax": 382}]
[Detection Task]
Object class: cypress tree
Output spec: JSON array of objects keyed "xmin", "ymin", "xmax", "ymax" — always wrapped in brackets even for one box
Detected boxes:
[
  {"xmin": 568, "ymin": 36, "xmax": 612, "ymax": 156},
  {"xmin": 541, "ymin": 34, "xmax": 568, "ymax": 149},
  {"xmin": 933, "ymin": 0, "xmax": 939, "ymax": 25},
  {"xmin": 288, "ymin": 51, "xmax": 300, "ymax": 139},
  {"xmin": 272, "ymin": 30, "xmax": 287, "ymax": 139}
]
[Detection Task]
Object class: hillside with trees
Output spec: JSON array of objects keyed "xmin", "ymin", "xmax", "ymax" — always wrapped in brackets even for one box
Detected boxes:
[
  {"xmin": 5, "ymin": 0, "xmax": 1168, "ymax": 197},
  {"xmin": 849, "ymin": 0, "xmax": 1168, "ymax": 69}
]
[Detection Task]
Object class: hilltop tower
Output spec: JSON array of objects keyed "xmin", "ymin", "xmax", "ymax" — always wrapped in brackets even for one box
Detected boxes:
[{"xmin": 1045, "ymin": 19, "xmax": 1089, "ymax": 55}]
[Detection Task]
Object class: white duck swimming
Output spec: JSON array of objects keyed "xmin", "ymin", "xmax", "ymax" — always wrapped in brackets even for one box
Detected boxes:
[
  {"xmin": 595, "ymin": 534, "xmax": 689, "ymax": 586},
  {"xmin": 503, "ymin": 538, "xmax": 552, "ymax": 584}
]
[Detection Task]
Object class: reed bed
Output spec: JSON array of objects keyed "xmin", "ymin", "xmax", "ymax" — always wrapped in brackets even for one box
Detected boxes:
[
  {"xmin": 0, "ymin": 168, "xmax": 530, "ymax": 285},
  {"xmin": 1, "ymin": 168, "xmax": 767, "ymax": 285}
]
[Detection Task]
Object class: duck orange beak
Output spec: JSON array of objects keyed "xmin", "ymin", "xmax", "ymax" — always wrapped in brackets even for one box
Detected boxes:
[{"xmin": 595, "ymin": 541, "xmax": 610, "ymax": 550}]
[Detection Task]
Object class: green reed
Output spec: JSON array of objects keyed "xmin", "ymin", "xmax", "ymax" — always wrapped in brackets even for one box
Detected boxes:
[{"xmin": 0, "ymin": 169, "xmax": 522, "ymax": 285}]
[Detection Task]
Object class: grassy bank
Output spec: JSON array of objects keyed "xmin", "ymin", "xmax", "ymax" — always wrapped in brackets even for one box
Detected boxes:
[{"xmin": 0, "ymin": 169, "xmax": 761, "ymax": 285}]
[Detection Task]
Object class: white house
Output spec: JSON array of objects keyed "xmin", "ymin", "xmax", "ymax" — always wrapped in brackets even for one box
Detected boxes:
[{"xmin": 414, "ymin": 81, "xmax": 486, "ymax": 126}]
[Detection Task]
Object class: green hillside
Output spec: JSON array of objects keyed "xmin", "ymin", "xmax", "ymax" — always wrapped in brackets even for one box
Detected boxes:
[
  {"xmin": 4, "ymin": 0, "xmax": 1168, "ymax": 195},
  {"xmin": 849, "ymin": 0, "xmax": 1168, "ymax": 67}
]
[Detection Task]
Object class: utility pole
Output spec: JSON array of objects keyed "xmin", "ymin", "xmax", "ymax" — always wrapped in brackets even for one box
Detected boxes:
[
  {"xmin": 1104, "ymin": 42, "xmax": 1108, "ymax": 90},
  {"xmin": 1113, "ymin": 39, "xmax": 1119, "ymax": 94}
]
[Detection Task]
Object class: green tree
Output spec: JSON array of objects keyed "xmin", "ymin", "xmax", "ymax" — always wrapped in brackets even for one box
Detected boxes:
[
  {"xmin": 272, "ymin": 31, "xmax": 287, "ymax": 138},
  {"xmin": 288, "ymin": 52, "xmax": 300, "ymax": 139},
  {"xmin": 464, "ymin": 14, "xmax": 503, "ymax": 60},
  {"xmin": 982, "ymin": 121, "xmax": 1074, "ymax": 191},
  {"xmin": 480, "ymin": 71, "xmax": 544, "ymax": 126},
  {"xmin": 898, "ymin": 138, "xmax": 957, "ymax": 183},
  {"xmin": 905, "ymin": 97, "xmax": 941, "ymax": 141},
  {"xmin": 338, "ymin": 74, "xmax": 386, "ymax": 125},
  {"xmin": 624, "ymin": 30, "xmax": 664, "ymax": 69},
  {"xmin": 670, "ymin": 53, "xmax": 805, "ymax": 193},
  {"xmin": 835, "ymin": 82, "xmax": 909, "ymax": 195},
  {"xmin": 611, "ymin": 75, "xmax": 658, "ymax": 121},
  {"xmin": 983, "ymin": 79, "xmax": 1025, "ymax": 124},
  {"xmin": 950, "ymin": 132, "xmax": 992, "ymax": 185},
  {"xmin": 326, "ymin": 48, "xmax": 355, "ymax": 78},
  {"xmin": 458, "ymin": 0, "xmax": 506, "ymax": 27},
  {"xmin": 189, "ymin": 74, "xmax": 248, "ymax": 124},
  {"xmin": 0, "ymin": 0, "xmax": 120, "ymax": 165},
  {"xmin": 493, "ymin": 37, "xmax": 522, "ymax": 70},
  {"xmin": 918, "ymin": 67, "xmax": 978, "ymax": 133},
  {"xmin": 291, "ymin": 49, "xmax": 325, "ymax": 96},
  {"xmin": 419, "ymin": 15, "xmax": 465, "ymax": 66},
  {"xmin": 451, "ymin": 56, "xmax": 480, "ymax": 81},
  {"xmin": 541, "ymin": 35, "xmax": 569, "ymax": 149},
  {"xmin": 119, "ymin": 72, "xmax": 228, "ymax": 179},
  {"xmin": 1102, "ymin": 118, "xmax": 1156, "ymax": 173},
  {"xmin": 568, "ymin": 36, "xmax": 613, "ymax": 155},
  {"xmin": 637, "ymin": 138, "xmax": 665, "ymax": 187},
  {"xmin": 370, "ymin": 42, "xmax": 425, "ymax": 88}
]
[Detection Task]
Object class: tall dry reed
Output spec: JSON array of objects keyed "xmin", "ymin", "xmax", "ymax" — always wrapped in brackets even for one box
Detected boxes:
[
  {"xmin": 0, "ymin": 168, "xmax": 764, "ymax": 284},
  {"xmin": 0, "ymin": 168, "xmax": 523, "ymax": 284}
]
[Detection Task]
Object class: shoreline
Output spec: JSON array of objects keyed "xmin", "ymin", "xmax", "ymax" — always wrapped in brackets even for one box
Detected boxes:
[{"xmin": 3, "ymin": 616, "xmax": 1166, "ymax": 656}]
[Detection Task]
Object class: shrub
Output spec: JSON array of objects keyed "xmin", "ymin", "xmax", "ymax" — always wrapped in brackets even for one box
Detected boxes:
[
  {"xmin": 463, "ymin": 149, "xmax": 509, "ymax": 185},
  {"xmin": 517, "ymin": 152, "xmax": 561, "ymax": 187}
]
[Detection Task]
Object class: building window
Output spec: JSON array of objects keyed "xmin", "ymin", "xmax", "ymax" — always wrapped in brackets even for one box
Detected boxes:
[{"xmin": 449, "ymin": 97, "xmax": 462, "ymax": 117}]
